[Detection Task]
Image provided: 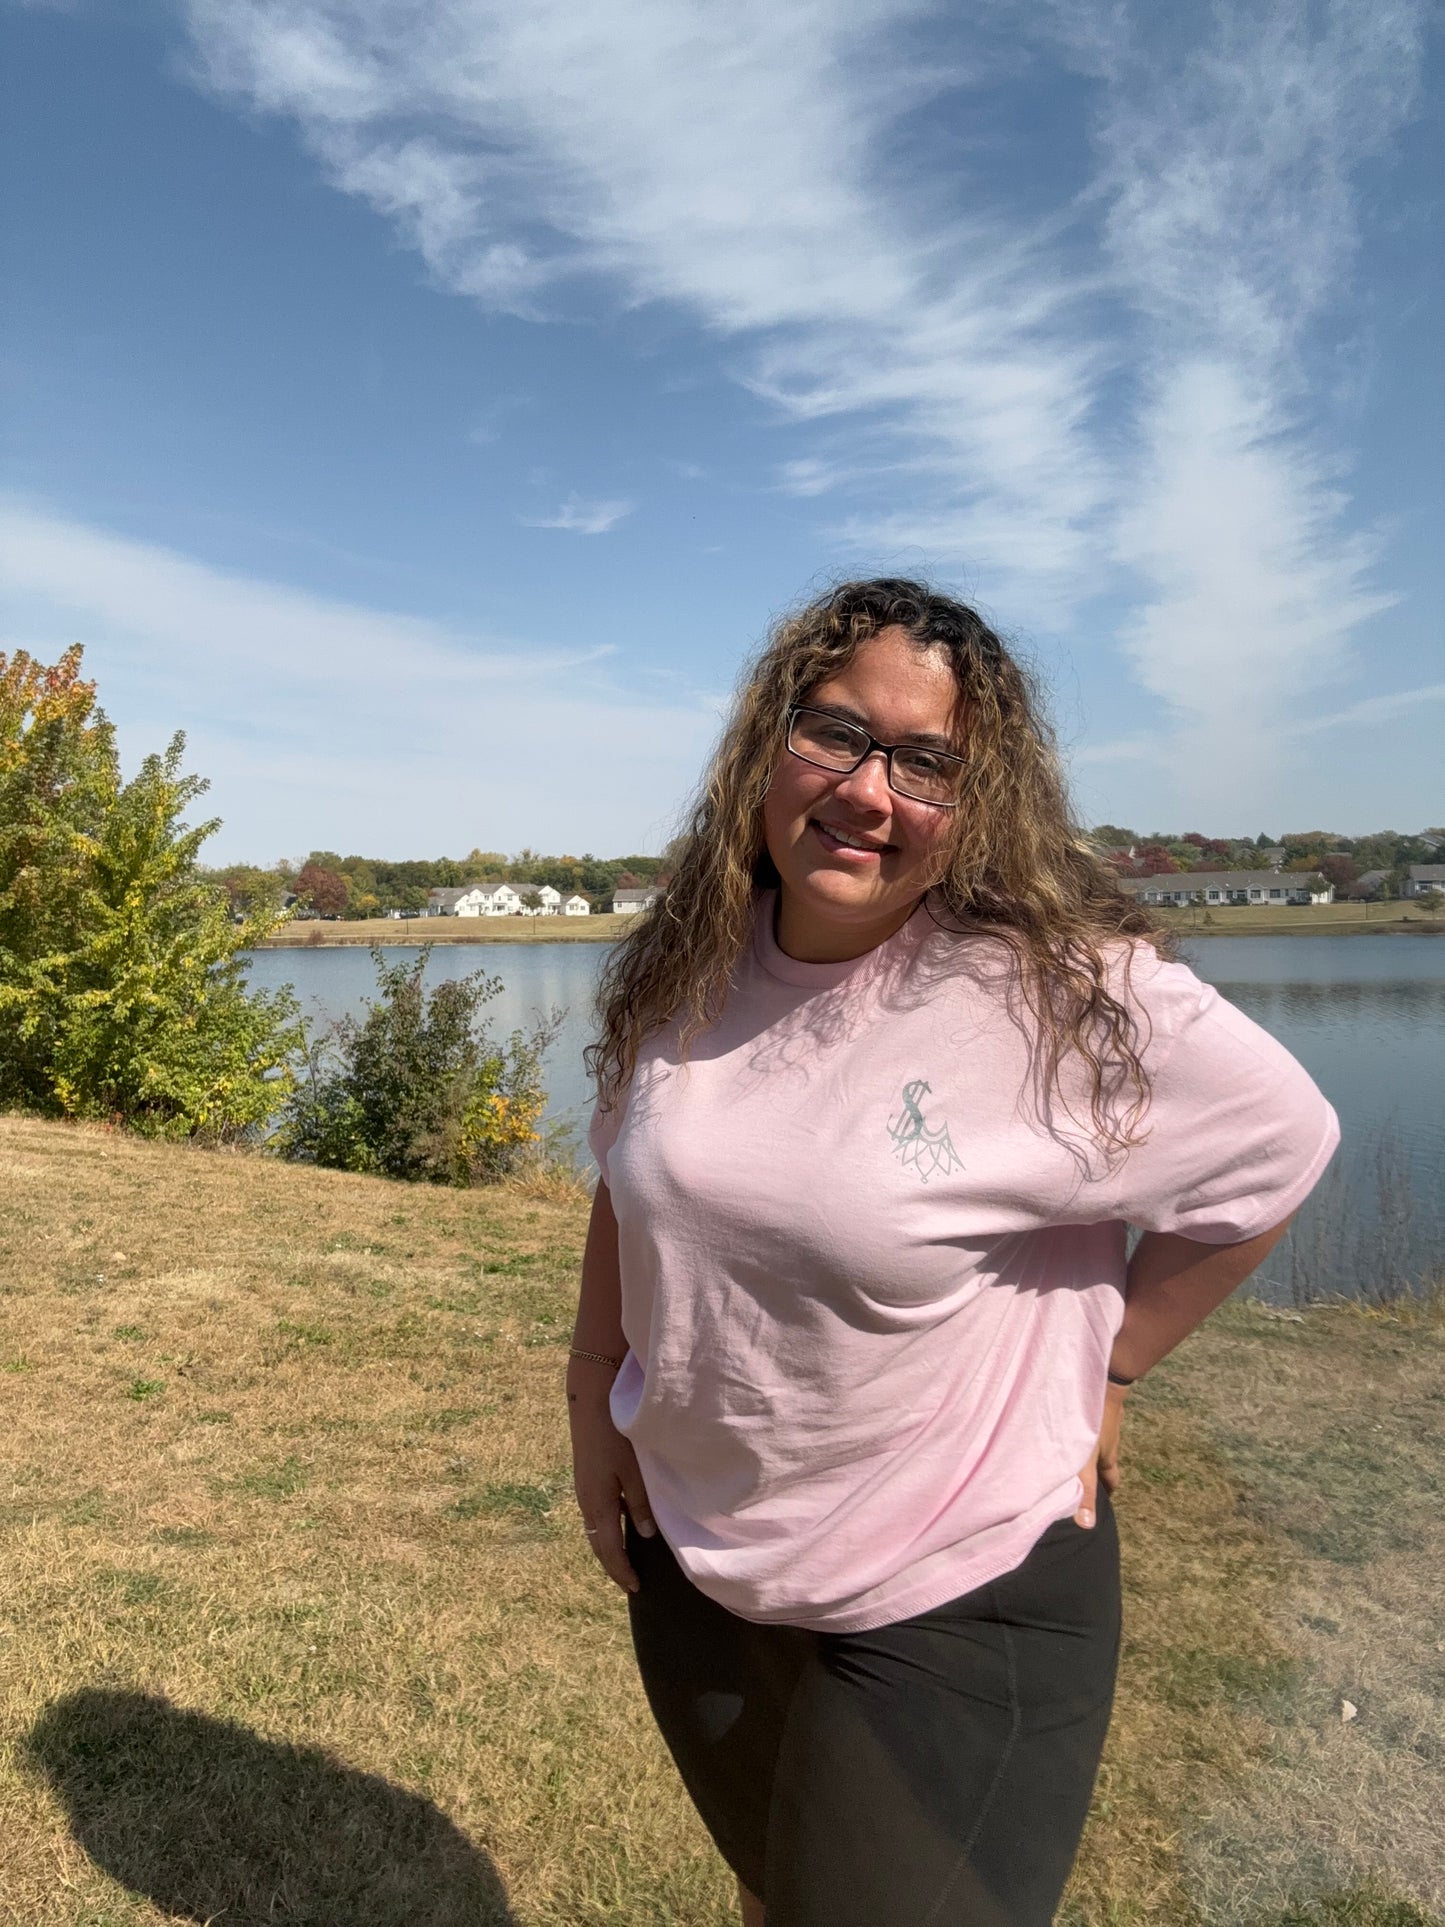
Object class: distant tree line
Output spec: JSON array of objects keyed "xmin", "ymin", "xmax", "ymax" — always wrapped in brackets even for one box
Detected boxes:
[
  {"xmin": 1088, "ymin": 826, "xmax": 1443, "ymax": 899},
  {"xmin": 212, "ymin": 826, "xmax": 1443, "ymax": 919},
  {"xmin": 208, "ymin": 848, "xmax": 675, "ymax": 919}
]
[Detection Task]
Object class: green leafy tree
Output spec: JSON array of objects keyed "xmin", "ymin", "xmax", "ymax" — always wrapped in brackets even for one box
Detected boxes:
[
  {"xmin": 279, "ymin": 948, "xmax": 560, "ymax": 1184},
  {"xmin": 0, "ymin": 647, "xmax": 301, "ymax": 1138}
]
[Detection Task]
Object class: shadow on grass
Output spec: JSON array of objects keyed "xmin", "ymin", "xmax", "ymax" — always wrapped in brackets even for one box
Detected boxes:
[{"xmin": 25, "ymin": 1687, "xmax": 514, "ymax": 1925}]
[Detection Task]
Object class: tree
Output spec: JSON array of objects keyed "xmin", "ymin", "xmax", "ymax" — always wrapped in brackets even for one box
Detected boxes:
[
  {"xmin": 296, "ymin": 861, "xmax": 349, "ymax": 918},
  {"xmin": 1317, "ymin": 854, "xmax": 1358, "ymax": 892},
  {"xmin": 0, "ymin": 647, "xmax": 301, "ymax": 1138},
  {"xmin": 208, "ymin": 864, "xmax": 287, "ymax": 918}
]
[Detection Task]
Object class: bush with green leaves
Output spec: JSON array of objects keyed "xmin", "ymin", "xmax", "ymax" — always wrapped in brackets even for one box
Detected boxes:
[
  {"xmin": 279, "ymin": 948, "xmax": 560, "ymax": 1184},
  {"xmin": 0, "ymin": 647, "xmax": 301, "ymax": 1139}
]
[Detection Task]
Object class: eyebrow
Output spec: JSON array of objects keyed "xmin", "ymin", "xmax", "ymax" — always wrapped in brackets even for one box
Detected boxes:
[{"xmin": 808, "ymin": 700, "xmax": 960, "ymax": 753}]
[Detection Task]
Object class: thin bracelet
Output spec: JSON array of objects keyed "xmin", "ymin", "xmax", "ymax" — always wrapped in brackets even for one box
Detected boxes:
[
  {"xmin": 569, "ymin": 1346, "xmax": 624, "ymax": 1369},
  {"xmin": 1107, "ymin": 1368, "xmax": 1137, "ymax": 1387}
]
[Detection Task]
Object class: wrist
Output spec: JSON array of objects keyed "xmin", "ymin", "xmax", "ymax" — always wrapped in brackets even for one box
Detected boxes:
[{"xmin": 566, "ymin": 1349, "xmax": 622, "ymax": 1404}]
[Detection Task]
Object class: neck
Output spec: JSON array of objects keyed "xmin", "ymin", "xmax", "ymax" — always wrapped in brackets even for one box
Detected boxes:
[{"xmin": 773, "ymin": 891, "xmax": 922, "ymax": 964}]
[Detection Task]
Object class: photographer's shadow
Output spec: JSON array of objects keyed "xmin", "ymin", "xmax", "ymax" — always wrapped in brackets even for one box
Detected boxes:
[{"xmin": 25, "ymin": 1687, "xmax": 514, "ymax": 1925}]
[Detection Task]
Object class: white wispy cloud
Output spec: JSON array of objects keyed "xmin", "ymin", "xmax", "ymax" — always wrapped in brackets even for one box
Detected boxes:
[
  {"xmin": 181, "ymin": 0, "xmax": 1111, "ymax": 610},
  {"xmin": 0, "ymin": 503, "xmax": 716, "ymax": 859},
  {"xmin": 520, "ymin": 493, "xmax": 635, "ymax": 534},
  {"xmin": 177, "ymin": 0, "xmax": 1429, "ymax": 817},
  {"xmin": 1052, "ymin": 0, "xmax": 1425, "ymax": 803},
  {"xmin": 1291, "ymin": 681, "xmax": 1445, "ymax": 737}
]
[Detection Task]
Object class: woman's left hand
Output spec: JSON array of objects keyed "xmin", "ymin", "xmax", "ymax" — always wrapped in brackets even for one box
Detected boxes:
[{"xmin": 1075, "ymin": 1382, "xmax": 1128, "ymax": 1528}]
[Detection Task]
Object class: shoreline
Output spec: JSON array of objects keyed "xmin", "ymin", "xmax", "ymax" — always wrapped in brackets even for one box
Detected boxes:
[
  {"xmin": 257, "ymin": 910, "xmax": 1445, "ymax": 948},
  {"xmin": 258, "ymin": 913, "xmax": 634, "ymax": 947}
]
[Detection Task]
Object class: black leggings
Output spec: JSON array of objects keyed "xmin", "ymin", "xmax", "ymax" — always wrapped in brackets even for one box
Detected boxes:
[{"xmin": 627, "ymin": 1496, "xmax": 1120, "ymax": 1927}]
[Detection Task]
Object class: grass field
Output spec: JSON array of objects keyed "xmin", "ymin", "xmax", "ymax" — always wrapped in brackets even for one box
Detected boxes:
[
  {"xmin": 259, "ymin": 905, "xmax": 1445, "ymax": 947},
  {"xmin": 1, "ymin": 1114, "xmax": 1441, "ymax": 1925},
  {"xmin": 260, "ymin": 915, "xmax": 634, "ymax": 947},
  {"xmin": 1152, "ymin": 901, "xmax": 1444, "ymax": 939}
]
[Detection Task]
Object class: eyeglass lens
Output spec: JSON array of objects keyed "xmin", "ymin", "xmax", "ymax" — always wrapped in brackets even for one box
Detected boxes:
[{"xmin": 788, "ymin": 710, "xmax": 962, "ymax": 805}]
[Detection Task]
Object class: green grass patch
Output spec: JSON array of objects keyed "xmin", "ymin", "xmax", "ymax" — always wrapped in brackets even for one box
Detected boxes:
[
  {"xmin": 231, "ymin": 1456, "xmax": 308, "ymax": 1500},
  {"xmin": 447, "ymin": 1479, "xmax": 559, "ymax": 1523}
]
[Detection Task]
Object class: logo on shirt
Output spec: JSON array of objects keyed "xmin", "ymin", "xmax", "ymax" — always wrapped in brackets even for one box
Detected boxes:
[{"xmin": 887, "ymin": 1078, "xmax": 963, "ymax": 1183}]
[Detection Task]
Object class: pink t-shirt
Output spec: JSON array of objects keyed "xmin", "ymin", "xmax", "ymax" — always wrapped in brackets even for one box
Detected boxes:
[{"xmin": 589, "ymin": 895, "xmax": 1338, "ymax": 1633}]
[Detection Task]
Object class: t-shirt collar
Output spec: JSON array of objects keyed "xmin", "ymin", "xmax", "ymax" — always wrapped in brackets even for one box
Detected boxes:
[{"xmin": 753, "ymin": 889, "xmax": 931, "ymax": 989}]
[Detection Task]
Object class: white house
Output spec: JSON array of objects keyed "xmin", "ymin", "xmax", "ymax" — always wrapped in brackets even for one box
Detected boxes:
[
  {"xmin": 535, "ymin": 885, "xmax": 563, "ymax": 914},
  {"xmin": 563, "ymin": 894, "xmax": 590, "ymax": 916},
  {"xmin": 427, "ymin": 882, "xmax": 523, "ymax": 916},
  {"xmin": 1405, "ymin": 864, "xmax": 1445, "ymax": 899},
  {"xmin": 613, "ymin": 885, "xmax": 661, "ymax": 914},
  {"xmin": 1118, "ymin": 871, "xmax": 1333, "ymax": 908}
]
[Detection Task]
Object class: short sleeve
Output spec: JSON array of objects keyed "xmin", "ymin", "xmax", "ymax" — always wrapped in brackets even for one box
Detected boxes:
[
  {"xmin": 587, "ymin": 1089, "xmax": 624, "ymax": 1187},
  {"xmin": 1111, "ymin": 966, "xmax": 1340, "ymax": 1242}
]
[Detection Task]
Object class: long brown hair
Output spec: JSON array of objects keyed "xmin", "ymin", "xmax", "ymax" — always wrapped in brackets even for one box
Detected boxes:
[{"xmin": 588, "ymin": 578, "xmax": 1172, "ymax": 1146}]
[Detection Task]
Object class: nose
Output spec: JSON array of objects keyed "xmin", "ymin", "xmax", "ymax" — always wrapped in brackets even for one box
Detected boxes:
[{"xmin": 831, "ymin": 748, "xmax": 892, "ymax": 812}]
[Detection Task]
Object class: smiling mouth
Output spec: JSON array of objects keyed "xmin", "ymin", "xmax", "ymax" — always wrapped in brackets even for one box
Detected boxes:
[{"xmin": 810, "ymin": 819, "xmax": 895, "ymax": 857}]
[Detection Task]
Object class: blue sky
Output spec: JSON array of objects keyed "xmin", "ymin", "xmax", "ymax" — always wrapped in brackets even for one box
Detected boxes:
[{"xmin": 2, "ymin": 0, "xmax": 1440, "ymax": 862}]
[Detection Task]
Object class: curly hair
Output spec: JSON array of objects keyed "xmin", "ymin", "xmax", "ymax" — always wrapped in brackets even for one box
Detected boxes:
[{"xmin": 587, "ymin": 578, "xmax": 1173, "ymax": 1147}]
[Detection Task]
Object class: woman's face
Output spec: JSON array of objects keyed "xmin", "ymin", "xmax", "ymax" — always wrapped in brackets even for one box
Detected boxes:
[{"xmin": 762, "ymin": 626, "xmax": 963, "ymax": 963}]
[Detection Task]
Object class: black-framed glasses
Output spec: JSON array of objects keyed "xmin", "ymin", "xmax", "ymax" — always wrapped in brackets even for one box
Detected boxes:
[{"xmin": 785, "ymin": 705, "xmax": 966, "ymax": 808}]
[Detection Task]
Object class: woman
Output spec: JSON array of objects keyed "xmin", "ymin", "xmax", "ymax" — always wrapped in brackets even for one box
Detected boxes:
[{"xmin": 568, "ymin": 579, "xmax": 1338, "ymax": 1927}]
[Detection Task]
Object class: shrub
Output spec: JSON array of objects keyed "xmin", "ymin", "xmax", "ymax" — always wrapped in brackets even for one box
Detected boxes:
[
  {"xmin": 279, "ymin": 948, "xmax": 560, "ymax": 1184},
  {"xmin": 0, "ymin": 648, "xmax": 301, "ymax": 1139}
]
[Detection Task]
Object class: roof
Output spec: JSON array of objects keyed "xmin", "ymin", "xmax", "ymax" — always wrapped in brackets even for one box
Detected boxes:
[
  {"xmin": 1119, "ymin": 871, "xmax": 1329, "ymax": 894},
  {"xmin": 427, "ymin": 886, "xmax": 469, "ymax": 907},
  {"xmin": 1409, "ymin": 864, "xmax": 1445, "ymax": 883},
  {"xmin": 613, "ymin": 886, "xmax": 660, "ymax": 903}
]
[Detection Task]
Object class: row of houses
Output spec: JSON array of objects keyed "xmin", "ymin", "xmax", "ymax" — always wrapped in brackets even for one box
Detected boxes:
[
  {"xmin": 427, "ymin": 883, "xmax": 589, "ymax": 917},
  {"xmin": 1361, "ymin": 863, "xmax": 1445, "ymax": 899},
  {"xmin": 425, "ymin": 882, "xmax": 665, "ymax": 918},
  {"xmin": 1119, "ymin": 863, "xmax": 1445, "ymax": 909},
  {"xmin": 1117, "ymin": 871, "xmax": 1334, "ymax": 908}
]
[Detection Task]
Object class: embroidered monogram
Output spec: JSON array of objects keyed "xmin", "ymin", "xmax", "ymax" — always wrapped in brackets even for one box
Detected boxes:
[{"xmin": 887, "ymin": 1078, "xmax": 963, "ymax": 1183}]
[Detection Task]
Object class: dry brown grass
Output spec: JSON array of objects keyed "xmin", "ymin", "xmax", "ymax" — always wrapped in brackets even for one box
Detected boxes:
[
  {"xmin": 261, "ymin": 915, "xmax": 631, "ymax": 948},
  {"xmin": 1, "ymin": 1114, "xmax": 1440, "ymax": 1925},
  {"xmin": 257, "ymin": 906, "xmax": 1445, "ymax": 950},
  {"xmin": 1152, "ymin": 902, "xmax": 1444, "ymax": 939}
]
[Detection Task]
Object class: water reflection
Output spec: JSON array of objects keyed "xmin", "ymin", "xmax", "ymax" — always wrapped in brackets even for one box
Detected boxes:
[
  {"xmin": 1188, "ymin": 938, "xmax": 1444, "ymax": 1301},
  {"xmin": 1210, "ymin": 979, "xmax": 1445, "ymax": 1020}
]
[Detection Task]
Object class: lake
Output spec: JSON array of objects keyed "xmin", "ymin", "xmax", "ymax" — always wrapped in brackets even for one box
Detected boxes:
[{"xmin": 243, "ymin": 933, "xmax": 1445, "ymax": 1300}]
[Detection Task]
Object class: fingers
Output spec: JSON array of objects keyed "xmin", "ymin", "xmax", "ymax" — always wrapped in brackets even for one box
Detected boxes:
[
  {"xmin": 1074, "ymin": 1459, "xmax": 1098, "ymax": 1529},
  {"xmin": 621, "ymin": 1466, "xmax": 657, "ymax": 1538},
  {"xmin": 1098, "ymin": 1457, "xmax": 1122, "ymax": 1496},
  {"xmin": 582, "ymin": 1503, "xmax": 639, "ymax": 1594}
]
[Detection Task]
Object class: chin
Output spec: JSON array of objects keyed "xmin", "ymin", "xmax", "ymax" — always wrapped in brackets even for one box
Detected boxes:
[{"xmin": 794, "ymin": 866, "xmax": 897, "ymax": 915}]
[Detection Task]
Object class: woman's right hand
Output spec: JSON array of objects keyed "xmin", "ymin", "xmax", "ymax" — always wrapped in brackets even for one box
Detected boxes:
[{"xmin": 568, "ymin": 1375, "xmax": 657, "ymax": 1593}]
